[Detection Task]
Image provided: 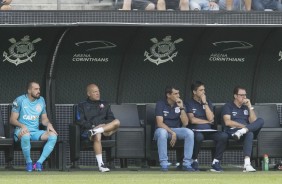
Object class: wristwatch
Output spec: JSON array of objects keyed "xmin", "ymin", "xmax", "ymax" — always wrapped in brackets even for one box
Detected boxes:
[
  {"xmin": 180, "ymin": 107, "xmax": 185, "ymax": 111},
  {"xmin": 202, "ymin": 102, "xmax": 208, "ymax": 105}
]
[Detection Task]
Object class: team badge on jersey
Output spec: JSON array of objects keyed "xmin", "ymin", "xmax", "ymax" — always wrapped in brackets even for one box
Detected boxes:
[
  {"xmin": 244, "ymin": 110, "xmax": 249, "ymax": 115},
  {"xmin": 175, "ymin": 107, "xmax": 180, "ymax": 114},
  {"xmin": 12, "ymin": 100, "xmax": 18, "ymax": 109},
  {"xmin": 36, "ymin": 104, "xmax": 42, "ymax": 112}
]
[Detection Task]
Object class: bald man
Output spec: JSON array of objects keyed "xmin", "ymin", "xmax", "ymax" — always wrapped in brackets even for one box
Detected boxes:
[{"xmin": 76, "ymin": 84, "xmax": 120, "ymax": 172}]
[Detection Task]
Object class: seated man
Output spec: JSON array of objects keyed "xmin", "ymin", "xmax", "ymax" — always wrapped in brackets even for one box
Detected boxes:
[
  {"xmin": 76, "ymin": 83, "xmax": 120, "ymax": 172},
  {"xmin": 252, "ymin": 0, "xmax": 282, "ymax": 11},
  {"xmin": 222, "ymin": 86, "xmax": 264, "ymax": 172},
  {"xmin": 10, "ymin": 81, "xmax": 58, "ymax": 172},
  {"xmin": 155, "ymin": 0, "xmax": 189, "ymax": 10},
  {"xmin": 186, "ymin": 81, "xmax": 228, "ymax": 172},
  {"xmin": 0, "ymin": 0, "xmax": 12, "ymax": 10},
  {"xmin": 121, "ymin": 0, "xmax": 155, "ymax": 10},
  {"xmin": 190, "ymin": 0, "xmax": 219, "ymax": 10},
  {"xmin": 154, "ymin": 85, "xmax": 194, "ymax": 171},
  {"xmin": 218, "ymin": 0, "xmax": 251, "ymax": 10}
]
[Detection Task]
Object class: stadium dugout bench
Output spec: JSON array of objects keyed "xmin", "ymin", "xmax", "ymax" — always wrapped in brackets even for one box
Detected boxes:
[
  {"xmin": 0, "ymin": 107, "xmax": 14, "ymax": 169},
  {"xmin": 145, "ymin": 103, "xmax": 259, "ymax": 167},
  {"xmin": 69, "ymin": 104, "xmax": 146, "ymax": 169},
  {"xmin": 111, "ymin": 104, "xmax": 146, "ymax": 168},
  {"xmin": 254, "ymin": 104, "xmax": 282, "ymax": 161},
  {"xmin": 69, "ymin": 104, "xmax": 116, "ymax": 169},
  {"xmin": 7, "ymin": 105, "xmax": 66, "ymax": 171}
]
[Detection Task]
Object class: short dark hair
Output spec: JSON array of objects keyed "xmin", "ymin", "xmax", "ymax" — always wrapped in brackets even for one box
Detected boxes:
[
  {"xmin": 233, "ymin": 86, "xmax": 246, "ymax": 95},
  {"xmin": 164, "ymin": 85, "xmax": 179, "ymax": 98},
  {"xmin": 26, "ymin": 81, "xmax": 39, "ymax": 91},
  {"xmin": 191, "ymin": 81, "xmax": 205, "ymax": 93}
]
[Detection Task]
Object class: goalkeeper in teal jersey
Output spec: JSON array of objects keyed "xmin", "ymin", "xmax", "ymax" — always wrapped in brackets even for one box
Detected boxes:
[{"xmin": 10, "ymin": 81, "xmax": 58, "ymax": 172}]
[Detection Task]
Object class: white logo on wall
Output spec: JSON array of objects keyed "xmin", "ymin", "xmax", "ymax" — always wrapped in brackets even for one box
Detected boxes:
[
  {"xmin": 278, "ymin": 51, "xmax": 282, "ymax": 62},
  {"xmin": 3, "ymin": 36, "xmax": 42, "ymax": 66},
  {"xmin": 209, "ymin": 41, "xmax": 253, "ymax": 62},
  {"xmin": 144, "ymin": 36, "xmax": 183, "ymax": 66},
  {"xmin": 73, "ymin": 40, "xmax": 116, "ymax": 62}
]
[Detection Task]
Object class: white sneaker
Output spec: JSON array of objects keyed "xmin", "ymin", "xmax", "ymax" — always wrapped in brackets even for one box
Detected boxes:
[
  {"xmin": 232, "ymin": 130, "xmax": 243, "ymax": 140},
  {"xmin": 99, "ymin": 164, "xmax": 110, "ymax": 172},
  {"xmin": 243, "ymin": 164, "xmax": 256, "ymax": 172}
]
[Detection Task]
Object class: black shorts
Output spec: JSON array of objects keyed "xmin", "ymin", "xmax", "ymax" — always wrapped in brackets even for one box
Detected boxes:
[
  {"xmin": 152, "ymin": 0, "xmax": 180, "ymax": 10},
  {"xmin": 132, "ymin": 0, "xmax": 152, "ymax": 10}
]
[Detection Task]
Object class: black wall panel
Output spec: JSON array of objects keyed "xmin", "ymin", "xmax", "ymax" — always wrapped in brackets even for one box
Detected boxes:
[
  {"xmin": 119, "ymin": 27, "xmax": 204, "ymax": 103},
  {"xmin": 54, "ymin": 27, "xmax": 137, "ymax": 104},
  {"xmin": 0, "ymin": 28, "xmax": 62, "ymax": 103},
  {"xmin": 190, "ymin": 27, "xmax": 270, "ymax": 103},
  {"xmin": 1, "ymin": 27, "xmax": 282, "ymax": 104},
  {"xmin": 255, "ymin": 28, "xmax": 282, "ymax": 103}
]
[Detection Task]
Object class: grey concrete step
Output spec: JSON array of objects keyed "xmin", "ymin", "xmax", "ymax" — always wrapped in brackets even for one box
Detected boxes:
[{"xmin": 11, "ymin": 0, "xmax": 114, "ymax": 10}]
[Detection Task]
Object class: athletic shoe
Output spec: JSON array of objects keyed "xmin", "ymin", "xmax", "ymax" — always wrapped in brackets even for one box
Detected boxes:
[
  {"xmin": 182, "ymin": 165, "xmax": 195, "ymax": 172},
  {"xmin": 191, "ymin": 161, "xmax": 200, "ymax": 171},
  {"xmin": 26, "ymin": 162, "xmax": 33, "ymax": 172},
  {"xmin": 87, "ymin": 129, "xmax": 95, "ymax": 141},
  {"xmin": 99, "ymin": 164, "xmax": 110, "ymax": 172},
  {"xmin": 232, "ymin": 130, "xmax": 243, "ymax": 140},
  {"xmin": 160, "ymin": 165, "xmax": 169, "ymax": 171},
  {"xmin": 210, "ymin": 162, "xmax": 223, "ymax": 172},
  {"xmin": 243, "ymin": 164, "xmax": 256, "ymax": 172},
  {"xmin": 33, "ymin": 162, "xmax": 43, "ymax": 171}
]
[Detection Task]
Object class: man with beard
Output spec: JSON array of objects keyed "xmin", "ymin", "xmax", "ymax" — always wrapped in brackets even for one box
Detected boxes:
[{"xmin": 10, "ymin": 81, "xmax": 58, "ymax": 172}]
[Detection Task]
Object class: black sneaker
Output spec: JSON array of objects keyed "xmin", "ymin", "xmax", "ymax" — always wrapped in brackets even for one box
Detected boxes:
[
  {"xmin": 210, "ymin": 162, "xmax": 223, "ymax": 172},
  {"xmin": 99, "ymin": 164, "xmax": 110, "ymax": 172},
  {"xmin": 182, "ymin": 165, "xmax": 195, "ymax": 172},
  {"xmin": 191, "ymin": 161, "xmax": 200, "ymax": 171}
]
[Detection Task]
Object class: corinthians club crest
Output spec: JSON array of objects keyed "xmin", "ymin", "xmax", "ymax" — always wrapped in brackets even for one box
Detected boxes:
[
  {"xmin": 144, "ymin": 36, "xmax": 183, "ymax": 66},
  {"xmin": 3, "ymin": 36, "xmax": 42, "ymax": 66}
]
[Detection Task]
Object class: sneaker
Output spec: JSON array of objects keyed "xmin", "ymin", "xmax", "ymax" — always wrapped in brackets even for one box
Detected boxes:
[
  {"xmin": 182, "ymin": 165, "xmax": 195, "ymax": 172},
  {"xmin": 87, "ymin": 129, "xmax": 95, "ymax": 141},
  {"xmin": 211, "ymin": 162, "xmax": 223, "ymax": 172},
  {"xmin": 191, "ymin": 161, "xmax": 200, "ymax": 171},
  {"xmin": 243, "ymin": 164, "xmax": 256, "ymax": 172},
  {"xmin": 176, "ymin": 163, "xmax": 182, "ymax": 170},
  {"xmin": 33, "ymin": 162, "xmax": 43, "ymax": 171},
  {"xmin": 99, "ymin": 164, "xmax": 110, "ymax": 172},
  {"xmin": 232, "ymin": 130, "xmax": 243, "ymax": 140},
  {"xmin": 160, "ymin": 165, "xmax": 169, "ymax": 171},
  {"xmin": 26, "ymin": 162, "xmax": 33, "ymax": 172}
]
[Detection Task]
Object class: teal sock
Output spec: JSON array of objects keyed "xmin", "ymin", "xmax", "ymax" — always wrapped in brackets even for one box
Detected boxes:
[
  {"xmin": 21, "ymin": 135, "xmax": 32, "ymax": 164},
  {"xmin": 37, "ymin": 135, "xmax": 57, "ymax": 164}
]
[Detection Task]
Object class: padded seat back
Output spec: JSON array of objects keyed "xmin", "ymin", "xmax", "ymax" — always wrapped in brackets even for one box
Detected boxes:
[
  {"xmin": 213, "ymin": 104, "xmax": 224, "ymax": 131},
  {"xmin": 111, "ymin": 104, "xmax": 145, "ymax": 159},
  {"xmin": 0, "ymin": 109, "xmax": 5, "ymax": 137},
  {"xmin": 253, "ymin": 104, "xmax": 280, "ymax": 128},
  {"xmin": 145, "ymin": 103, "xmax": 156, "ymax": 137},
  {"xmin": 111, "ymin": 104, "xmax": 140, "ymax": 127}
]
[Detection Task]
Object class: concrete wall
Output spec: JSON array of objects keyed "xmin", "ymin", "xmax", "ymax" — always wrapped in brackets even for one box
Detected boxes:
[{"xmin": 10, "ymin": 0, "xmax": 115, "ymax": 10}]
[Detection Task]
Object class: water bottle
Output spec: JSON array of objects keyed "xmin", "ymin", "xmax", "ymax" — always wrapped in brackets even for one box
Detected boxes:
[{"xmin": 263, "ymin": 154, "xmax": 269, "ymax": 171}]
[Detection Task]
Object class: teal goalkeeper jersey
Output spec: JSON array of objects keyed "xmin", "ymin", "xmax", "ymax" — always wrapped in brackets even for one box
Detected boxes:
[{"xmin": 12, "ymin": 94, "xmax": 47, "ymax": 131}]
